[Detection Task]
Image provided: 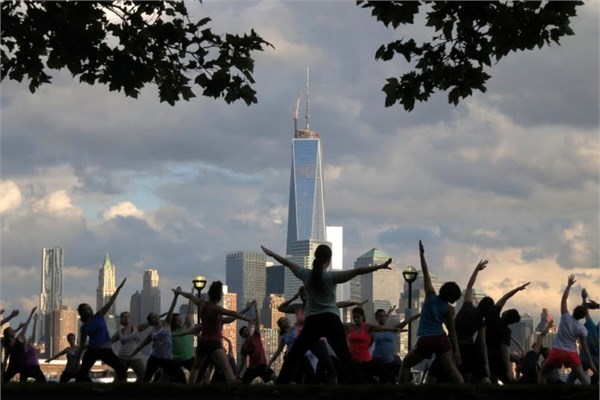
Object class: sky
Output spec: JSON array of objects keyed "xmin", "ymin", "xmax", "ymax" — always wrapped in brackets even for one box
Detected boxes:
[{"xmin": 1, "ymin": 1, "xmax": 599, "ymax": 327}]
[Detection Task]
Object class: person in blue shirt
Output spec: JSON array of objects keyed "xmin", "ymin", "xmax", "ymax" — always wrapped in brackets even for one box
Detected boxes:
[
  {"xmin": 399, "ymin": 240, "xmax": 464, "ymax": 384},
  {"xmin": 76, "ymin": 278, "xmax": 128, "ymax": 382},
  {"xmin": 567, "ymin": 289, "xmax": 599, "ymax": 384}
]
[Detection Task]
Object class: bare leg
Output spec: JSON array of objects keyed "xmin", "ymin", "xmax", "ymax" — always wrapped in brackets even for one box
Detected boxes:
[
  {"xmin": 437, "ymin": 351, "xmax": 464, "ymax": 384},
  {"xmin": 571, "ymin": 364, "xmax": 591, "ymax": 385},
  {"xmin": 399, "ymin": 351, "xmax": 424, "ymax": 383},
  {"xmin": 210, "ymin": 348, "xmax": 238, "ymax": 382},
  {"xmin": 188, "ymin": 355, "xmax": 206, "ymax": 384}
]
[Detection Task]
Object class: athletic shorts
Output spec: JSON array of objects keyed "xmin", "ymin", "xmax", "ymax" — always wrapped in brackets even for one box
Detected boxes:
[
  {"xmin": 196, "ymin": 340, "xmax": 222, "ymax": 357},
  {"xmin": 414, "ymin": 333, "xmax": 452, "ymax": 359},
  {"xmin": 544, "ymin": 348, "xmax": 581, "ymax": 369}
]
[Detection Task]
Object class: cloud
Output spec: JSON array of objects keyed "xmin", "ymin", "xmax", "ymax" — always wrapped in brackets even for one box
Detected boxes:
[
  {"xmin": 0, "ymin": 180, "xmax": 22, "ymax": 214},
  {"xmin": 102, "ymin": 201, "xmax": 145, "ymax": 220},
  {"xmin": 32, "ymin": 190, "xmax": 83, "ymax": 217}
]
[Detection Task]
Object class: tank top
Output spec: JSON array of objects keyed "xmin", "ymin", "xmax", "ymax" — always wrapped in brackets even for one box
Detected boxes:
[
  {"xmin": 372, "ymin": 330, "xmax": 397, "ymax": 363},
  {"xmin": 199, "ymin": 304, "xmax": 223, "ymax": 342},
  {"xmin": 65, "ymin": 347, "xmax": 80, "ymax": 373},
  {"xmin": 348, "ymin": 322, "xmax": 372, "ymax": 363},
  {"xmin": 116, "ymin": 326, "xmax": 141, "ymax": 359}
]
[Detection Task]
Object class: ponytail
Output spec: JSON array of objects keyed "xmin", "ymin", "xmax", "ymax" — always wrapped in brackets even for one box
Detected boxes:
[{"xmin": 310, "ymin": 245, "xmax": 332, "ymax": 293}]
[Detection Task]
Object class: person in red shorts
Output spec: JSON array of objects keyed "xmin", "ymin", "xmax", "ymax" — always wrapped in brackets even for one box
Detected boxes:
[
  {"xmin": 540, "ymin": 274, "xmax": 597, "ymax": 385},
  {"xmin": 238, "ymin": 300, "xmax": 276, "ymax": 384}
]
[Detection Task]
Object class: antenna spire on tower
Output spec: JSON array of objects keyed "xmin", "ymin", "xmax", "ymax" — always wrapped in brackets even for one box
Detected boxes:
[{"xmin": 305, "ymin": 66, "xmax": 310, "ymax": 131}]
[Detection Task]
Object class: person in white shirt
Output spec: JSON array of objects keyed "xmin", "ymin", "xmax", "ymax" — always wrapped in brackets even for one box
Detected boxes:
[{"xmin": 539, "ymin": 274, "xmax": 597, "ymax": 385}]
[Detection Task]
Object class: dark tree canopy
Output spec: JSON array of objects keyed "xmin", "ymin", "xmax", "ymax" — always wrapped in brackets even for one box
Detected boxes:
[
  {"xmin": 1, "ymin": 1, "xmax": 271, "ymax": 106},
  {"xmin": 358, "ymin": 1, "xmax": 584, "ymax": 111}
]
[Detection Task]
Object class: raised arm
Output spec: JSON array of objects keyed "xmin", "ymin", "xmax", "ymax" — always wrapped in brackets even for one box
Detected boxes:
[
  {"xmin": 0, "ymin": 309, "xmax": 19, "ymax": 326},
  {"xmin": 394, "ymin": 313, "xmax": 421, "ymax": 330},
  {"xmin": 278, "ymin": 292, "xmax": 301, "ymax": 314},
  {"xmin": 419, "ymin": 241, "xmax": 435, "ymax": 297},
  {"xmin": 475, "ymin": 325, "xmax": 490, "ymax": 379},
  {"xmin": 560, "ymin": 275, "xmax": 576, "ymax": 315},
  {"xmin": 252, "ymin": 300, "xmax": 260, "ymax": 327},
  {"xmin": 184, "ymin": 286, "xmax": 195, "ymax": 328},
  {"xmin": 171, "ymin": 324, "xmax": 202, "ymax": 337},
  {"xmin": 137, "ymin": 311, "xmax": 168, "ymax": 332},
  {"xmin": 334, "ymin": 259, "xmax": 392, "ymax": 284},
  {"xmin": 165, "ymin": 288, "xmax": 181, "ymax": 326},
  {"xmin": 336, "ymin": 299, "xmax": 368, "ymax": 309},
  {"xmin": 173, "ymin": 288, "xmax": 202, "ymax": 306},
  {"xmin": 215, "ymin": 305, "xmax": 253, "ymax": 323},
  {"xmin": 464, "ymin": 260, "xmax": 488, "ymax": 304},
  {"xmin": 267, "ymin": 336, "xmax": 286, "ymax": 368},
  {"xmin": 386, "ymin": 305, "xmax": 397, "ymax": 319},
  {"xmin": 224, "ymin": 301, "xmax": 254, "ymax": 324},
  {"xmin": 98, "ymin": 278, "xmax": 126, "ymax": 316},
  {"xmin": 18, "ymin": 306, "xmax": 37, "ymax": 341},
  {"xmin": 28, "ymin": 313, "xmax": 39, "ymax": 343},
  {"xmin": 261, "ymin": 246, "xmax": 302, "ymax": 279},
  {"xmin": 532, "ymin": 319, "xmax": 554, "ymax": 353},
  {"xmin": 45, "ymin": 347, "xmax": 68, "ymax": 363},
  {"xmin": 130, "ymin": 334, "xmax": 152, "ymax": 358},
  {"xmin": 495, "ymin": 281, "xmax": 531, "ymax": 311}
]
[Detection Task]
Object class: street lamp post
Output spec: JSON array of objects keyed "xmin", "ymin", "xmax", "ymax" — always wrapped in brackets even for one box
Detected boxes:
[
  {"xmin": 402, "ymin": 266, "xmax": 419, "ymax": 351},
  {"xmin": 192, "ymin": 274, "xmax": 207, "ymax": 324}
]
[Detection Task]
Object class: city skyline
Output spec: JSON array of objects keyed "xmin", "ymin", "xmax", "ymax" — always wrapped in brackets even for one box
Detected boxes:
[{"xmin": 0, "ymin": 1, "xmax": 598, "ymax": 326}]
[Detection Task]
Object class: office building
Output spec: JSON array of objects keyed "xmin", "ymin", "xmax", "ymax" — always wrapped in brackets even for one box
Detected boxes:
[
  {"xmin": 266, "ymin": 264, "xmax": 285, "ymax": 295},
  {"xmin": 222, "ymin": 287, "xmax": 238, "ymax": 358},
  {"xmin": 350, "ymin": 248, "xmax": 402, "ymax": 323},
  {"xmin": 130, "ymin": 290, "xmax": 142, "ymax": 326},
  {"xmin": 326, "ymin": 226, "xmax": 344, "ymax": 301},
  {"xmin": 262, "ymin": 294, "xmax": 286, "ymax": 329},
  {"xmin": 141, "ymin": 269, "xmax": 161, "ymax": 320},
  {"xmin": 40, "ymin": 247, "xmax": 63, "ymax": 355},
  {"xmin": 96, "ymin": 253, "xmax": 117, "ymax": 316},
  {"xmin": 226, "ymin": 251, "xmax": 267, "ymax": 314}
]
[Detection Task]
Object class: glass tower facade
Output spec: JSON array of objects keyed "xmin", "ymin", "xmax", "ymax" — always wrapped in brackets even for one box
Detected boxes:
[{"xmin": 286, "ymin": 130, "xmax": 327, "ymax": 255}]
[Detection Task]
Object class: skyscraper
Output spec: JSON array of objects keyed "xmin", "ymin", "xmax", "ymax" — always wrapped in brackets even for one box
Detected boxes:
[
  {"xmin": 286, "ymin": 69, "xmax": 327, "ymax": 256},
  {"xmin": 130, "ymin": 291, "xmax": 142, "ymax": 326},
  {"xmin": 262, "ymin": 294, "xmax": 285, "ymax": 329},
  {"xmin": 47, "ymin": 306, "xmax": 77, "ymax": 359},
  {"xmin": 266, "ymin": 264, "xmax": 285, "ymax": 295},
  {"xmin": 326, "ymin": 226, "xmax": 344, "ymax": 301},
  {"xmin": 222, "ymin": 287, "xmax": 238, "ymax": 358},
  {"xmin": 226, "ymin": 251, "xmax": 267, "ymax": 313},
  {"xmin": 40, "ymin": 247, "xmax": 63, "ymax": 355},
  {"xmin": 141, "ymin": 269, "xmax": 161, "ymax": 319},
  {"xmin": 351, "ymin": 248, "xmax": 402, "ymax": 323},
  {"xmin": 96, "ymin": 253, "xmax": 116, "ymax": 316}
]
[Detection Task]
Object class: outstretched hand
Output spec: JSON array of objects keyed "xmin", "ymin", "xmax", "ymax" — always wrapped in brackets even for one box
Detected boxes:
[
  {"xmin": 379, "ymin": 258, "xmax": 392, "ymax": 270},
  {"xmin": 567, "ymin": 274, "xmax": 576, "ymax": 287},
  {"xmin": 476, "ymin": 260, "xmax": 488, "ymax": 271},
  {"xmin": 586, "ymin": 300, "xmax": 600, "ymax": 310},
  {"xmin": 261, "ymin": 245, "xmax": 274, "ymax": 257},
  {"xmin": 117, "ymin": 278, "xmax": 127, "ymax": 290},
  {"xmin": 518, "ymin": 282, "xmax": 531, "ymax": 291},
  {"xmin": 419, "ymin": 240, "xmax": 424, "ymax": 254}
]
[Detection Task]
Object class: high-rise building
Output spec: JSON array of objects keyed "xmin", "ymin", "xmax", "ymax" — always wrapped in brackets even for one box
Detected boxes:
[
  {"xmin": 262, "ymin": 294, "xmax": 285, "ymax": 329},
  {"xmin": 96, "ymin": 253, "xmax": 116, "ymax": 316},
  {"xmin": 260, "ymin": 327, "xmax": 282, "ymax": 374},
  {"xmin": 130, "ymin": 290, "xmax": 142, "ymax": 326},
  {"xmin": 141, "ymin": 269, "xmax": 161, "ymax": 320},
  {"xmin": 350, "ymin": 248, "xmax": 402, "ymax": 323},
  {"xmin": 40, "ymin": 247, "xmax": 64, "ymax": 354},
  {"xmin": 511, "ymin": 313, "xmax": 535, "ymax": 351},
  {"xmin": 225, "ymin": 251, "xmax": 267, "ymax": 314},
  {"xmin": 222, "ymin": 288, "xmax": 238, "ymax": 358},
  {"xmin": 266, "ymin": 264, "xmax": 285, "ymax": 295},
  {"xmin": 46, "ymin": 306, "xmax": 78, "ymax": 358},
  {"xmin": 285, "ymin": 124, "xmax": 327, "ymax": 255}
]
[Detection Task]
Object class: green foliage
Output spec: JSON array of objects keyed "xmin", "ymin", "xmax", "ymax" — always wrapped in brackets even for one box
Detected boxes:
[
  {"xmin": 1, "ymin": 1, "xmax": 272, "ymax": 106},
  {"xmin": 358, "ymin": 1, "xmax": 583, "ymax": 111}
]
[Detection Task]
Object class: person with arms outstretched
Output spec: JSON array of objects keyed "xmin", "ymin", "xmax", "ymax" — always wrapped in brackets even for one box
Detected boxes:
[
  {"xmin": 261, "ymin": 244, "xmax": 391, "ymax": 384},
  {"xmin": 46, "ymin": 332, "xmax": 81, "ymax": 383},
  {"xmin": 3, "ymin": 307, "xmax": 36, "ymax": 382},
  {"xmin": 174, "ymin": 281, "xmax": 253, "ymax": 384},
  {"xmin": 540, "ymin": 275, "xmax": 597, "ymax": 385},
  {"xmin": 238, "ymin": 300, "xmax": 276, "ymax": 384},
  {"xmin": 76, "ymin": 278, "xmax": 128, "ymax": 382},
  {"xmin": 485, "ymin": 279, "xmax": 530, "ymax": 384},
  {"xmin": 398, "ymin": 241, "xmax": 464, "ymax": 384}
]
